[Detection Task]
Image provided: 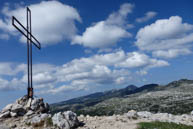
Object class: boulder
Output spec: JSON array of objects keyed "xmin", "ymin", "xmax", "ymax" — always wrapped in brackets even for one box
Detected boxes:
[
  {"xmin": 31, "ymin": 98, "xmax": 40, "ymax": 111},
  {"xmin": 79, "ymin": 114, "xmax": 84, "ymax": 118},
  {"xmin": 181, "ymin": 114, "xmax": 192, "ymax": 121},
  {"xmin": 137, "ymin": 111, "xmax": 152, "ymax": 118},
  {"xmin": 11, "ymin": 103, "xmax": 23, "ymax": 112},
  {"xmin": 1, "ymin": 104, "xmax": 13, "ymax": 113},
  {"xmin": 16, "ymin": 95, "xmax": 28, "ymax": 106},
  {"xmin": 25, "ymin": 98, "xmax": 32, "ymax": 109},
  {"xmin": 0, "ymin": 111, "xmax": 10, "ymax": 118},
  {"xmin": 63, "ymin": 111, "xmax": 79, "ymax": 127},
  {"xmin": 10, "ymin": 112, "xmax": 17, "ymax": 117},
  {"xmin": 126, "ymin": 110, "xmax": 137, "ymax": 119},
  {"xmin": 52, "ymin": 112, "xmax": 70, "ymax": 129},
  {"xmin": 40, "ymin": 113, "xmax": 50, "ymax": 120},
  {"xmin": 26, "ymin": 110, "xmax": 34, "ymax": 116},
  {"xmin": 30, "ymin": 113, "xmax": 50, "ymax": 125},
  {"xmin": 52, "ymin": 111, "xmax": 79, "ymax": 129},
  {"xmin": 11, "ymin": 103, "xmax": 26, "ymax": 116}
]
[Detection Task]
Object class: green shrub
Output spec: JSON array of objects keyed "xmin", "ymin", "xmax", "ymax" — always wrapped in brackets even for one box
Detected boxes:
[{"xmin": 45, "ymin": 117, "xmax": 53, "ymax": 126}]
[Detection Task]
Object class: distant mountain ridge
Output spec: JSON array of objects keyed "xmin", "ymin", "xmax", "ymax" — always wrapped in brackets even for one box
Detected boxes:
[
  {"xmin": 50, "ymin": 79, "xmax": 193, "ymax": 116},
  {"xmin": 51, "ymin": 85, "xmax": 138, "ymax": 107}
]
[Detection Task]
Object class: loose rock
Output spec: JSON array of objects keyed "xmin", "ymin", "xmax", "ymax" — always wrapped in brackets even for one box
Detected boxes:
[
  {"xmin": 1, "ymin": 104, "xmax": 12, "ymax": 113},
  {"xmin": 126, "ymin": 110, "xmax": 137, "ymax": 119},
  {"xmin": 0, "ymin": 111, "xmax": 10, "ymax": 118},
  {"xmin": 52, "ymin": 111, "xmax": 79, "ymax": 129}
]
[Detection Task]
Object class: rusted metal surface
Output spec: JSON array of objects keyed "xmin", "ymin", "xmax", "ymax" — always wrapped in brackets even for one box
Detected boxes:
[{"xmin": 12, "ymin": 7, "xmax": 41, "ymax": 98}]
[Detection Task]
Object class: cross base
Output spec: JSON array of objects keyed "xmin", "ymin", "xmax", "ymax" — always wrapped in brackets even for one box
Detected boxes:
[{"xmin": 28, "ymin": 87, "xmax": 33, "ymax": 99}]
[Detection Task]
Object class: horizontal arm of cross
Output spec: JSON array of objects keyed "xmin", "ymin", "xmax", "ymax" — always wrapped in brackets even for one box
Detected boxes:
[{"xmin": 12, "ymin": 16, "xmax": 41, "ymax": 49}]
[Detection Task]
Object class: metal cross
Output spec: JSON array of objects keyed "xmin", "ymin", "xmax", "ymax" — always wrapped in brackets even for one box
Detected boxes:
[{"xmin": 12, "ymin": 7, "xmax": 41, "ymax": 98}]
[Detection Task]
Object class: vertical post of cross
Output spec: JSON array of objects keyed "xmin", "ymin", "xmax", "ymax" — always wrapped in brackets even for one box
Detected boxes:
[{"xmin": 27, "ymin": 7, "xmax": 33, "ymax": 99}]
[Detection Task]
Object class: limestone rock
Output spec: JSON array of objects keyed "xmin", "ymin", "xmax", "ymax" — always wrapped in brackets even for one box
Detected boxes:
[
  {"xmin": 26, "ymin": 110, "xmax": 34, "ymax": 116},
  {"xmin": 16, "ymin": 95, "xmax": 28, "ymax": 106},
  {"xmin": 0, "ymin": 111, "xmax": 10, "ymax": 118},
  {"xmin": 31, "ymin": 98, "xmax": 40, "ymax": 111},
  {"xmin": 11, "ymin": 103, "xmax": 23, "ymax": 112},
  {"xmin": 10, "ymin": 112, "xmax": 17, "ymax": 117},
  {"xmin": 52, "ymin": 111, "xmax": 79, "ymax": 129},
  {"xmin": 0, "ymin": 95, "xmax": 50, "ymax": 119},
  {"xmin": 1, "ymin": 104, "xmax": 13, "ymax": 113},
  {"xmin": 126, "ymin": 110, "xmax": 137, "ymax": 119},
  {"xmin": 25, "ymin": 98, "xmax": 32, "ymax": 109},
  {"xmin": 11, "ymin": 103, "xmax": 26, "ymax": 116},
  {"xmin": 30, "ymin": 113, "xmax": 50, "ymax": 125},
  {"xmin": 63, "ymin": 111, "xmax": 79, "ymax": 127},
  {"xmin": 52, "ymin": 112, "xmax": 69, "ymax": 129},
  {"xmin": 79, "ymin": 114, "xmax": 84, "ymax": 118},
  {"xmin": 137, "ymin": 111, "xmax": 152, "ymax": 118}
]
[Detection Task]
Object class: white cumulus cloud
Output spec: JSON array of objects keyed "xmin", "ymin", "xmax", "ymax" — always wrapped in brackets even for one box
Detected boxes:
[
  {"xmin": 136, "ymin": 16, "xmax": 193, "ymax": 58},
  {"xmin": 136, "ymin": 11, "xmax": 157, "ymax": 23},
  {"xmin": 115, "ymin": 52, "xmax": 169, "ymax": 68},
  {"xmin": 0, "ymin": 49, "xmax": 169, "ymax": 94},
  {"xmin": 0, "ymin": 62, "xmax": 26, "ymax": 76},
  {"xmin": 72, "ymin": 3, "xmax": 133, "ymax": 48},
  {"xmin": 152, "ymin": 48, "xmax": 192, "ymax": 58},
  {"xmin": 0, "ymin": 1, "xmax": 81, "ymax": 46}
]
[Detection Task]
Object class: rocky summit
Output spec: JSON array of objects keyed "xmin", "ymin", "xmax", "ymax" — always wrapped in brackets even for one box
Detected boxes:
[
  {"xmin": 0, "ymin": 95, "xmax": 49, "ymax": 118},
  {"xmin": 0, "ymin": 95, "xmax": 79, "ymax": 129},
  {"xmin": 1, "ymin": 96, "xmax": 193, "ymax": 129}
]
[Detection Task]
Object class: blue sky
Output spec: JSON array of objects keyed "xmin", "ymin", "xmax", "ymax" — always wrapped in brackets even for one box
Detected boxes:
[{"xmin": 0, "ymin": 0, "xmax": 193, "ymax": 109}]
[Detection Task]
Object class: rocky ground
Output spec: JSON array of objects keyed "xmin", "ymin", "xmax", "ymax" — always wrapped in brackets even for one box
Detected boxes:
[
  {"xmin": 77, "ymin": 114, "xmax": 149, "ymax": 129},
  {"xmin": 1, "ymin": 96, "xmax": 193, "ymax": 129},
  {"xmin": 77, "ymin": 110, "xmax": 193, "ymax": 129}
]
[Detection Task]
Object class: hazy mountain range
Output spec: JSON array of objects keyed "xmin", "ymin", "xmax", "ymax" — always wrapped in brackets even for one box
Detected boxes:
[{"xmin": 50, "ymin": 79, "xmax": 193, "ymax": 116}]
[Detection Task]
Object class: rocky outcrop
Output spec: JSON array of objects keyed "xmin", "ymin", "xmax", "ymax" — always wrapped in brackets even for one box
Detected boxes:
[
  {"xmin": 0, "ymin": 95, "xmax": 49, "ymax": 119},
  {"xmin": 0, "ymin": 96, "xmax": 79, "ymax": 129}
]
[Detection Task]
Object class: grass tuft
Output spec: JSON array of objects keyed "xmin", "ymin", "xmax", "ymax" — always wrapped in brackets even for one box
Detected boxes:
[{"xmin": 137, "ymin": 121, "xmax": 193, "ymax": 129}]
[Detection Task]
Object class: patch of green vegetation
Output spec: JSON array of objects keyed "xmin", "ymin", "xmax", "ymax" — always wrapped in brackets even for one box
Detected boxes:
[
  {"xmin": 45, "ymin": 117, "xmax": 53, "ymax": 126},
  {"xmin": 25, "ymin": 122, "xmax": 31, "ymax": 126},
  {"xmin": 137, "ymin": 121, "xmax": 193, "ymax": 129}
]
